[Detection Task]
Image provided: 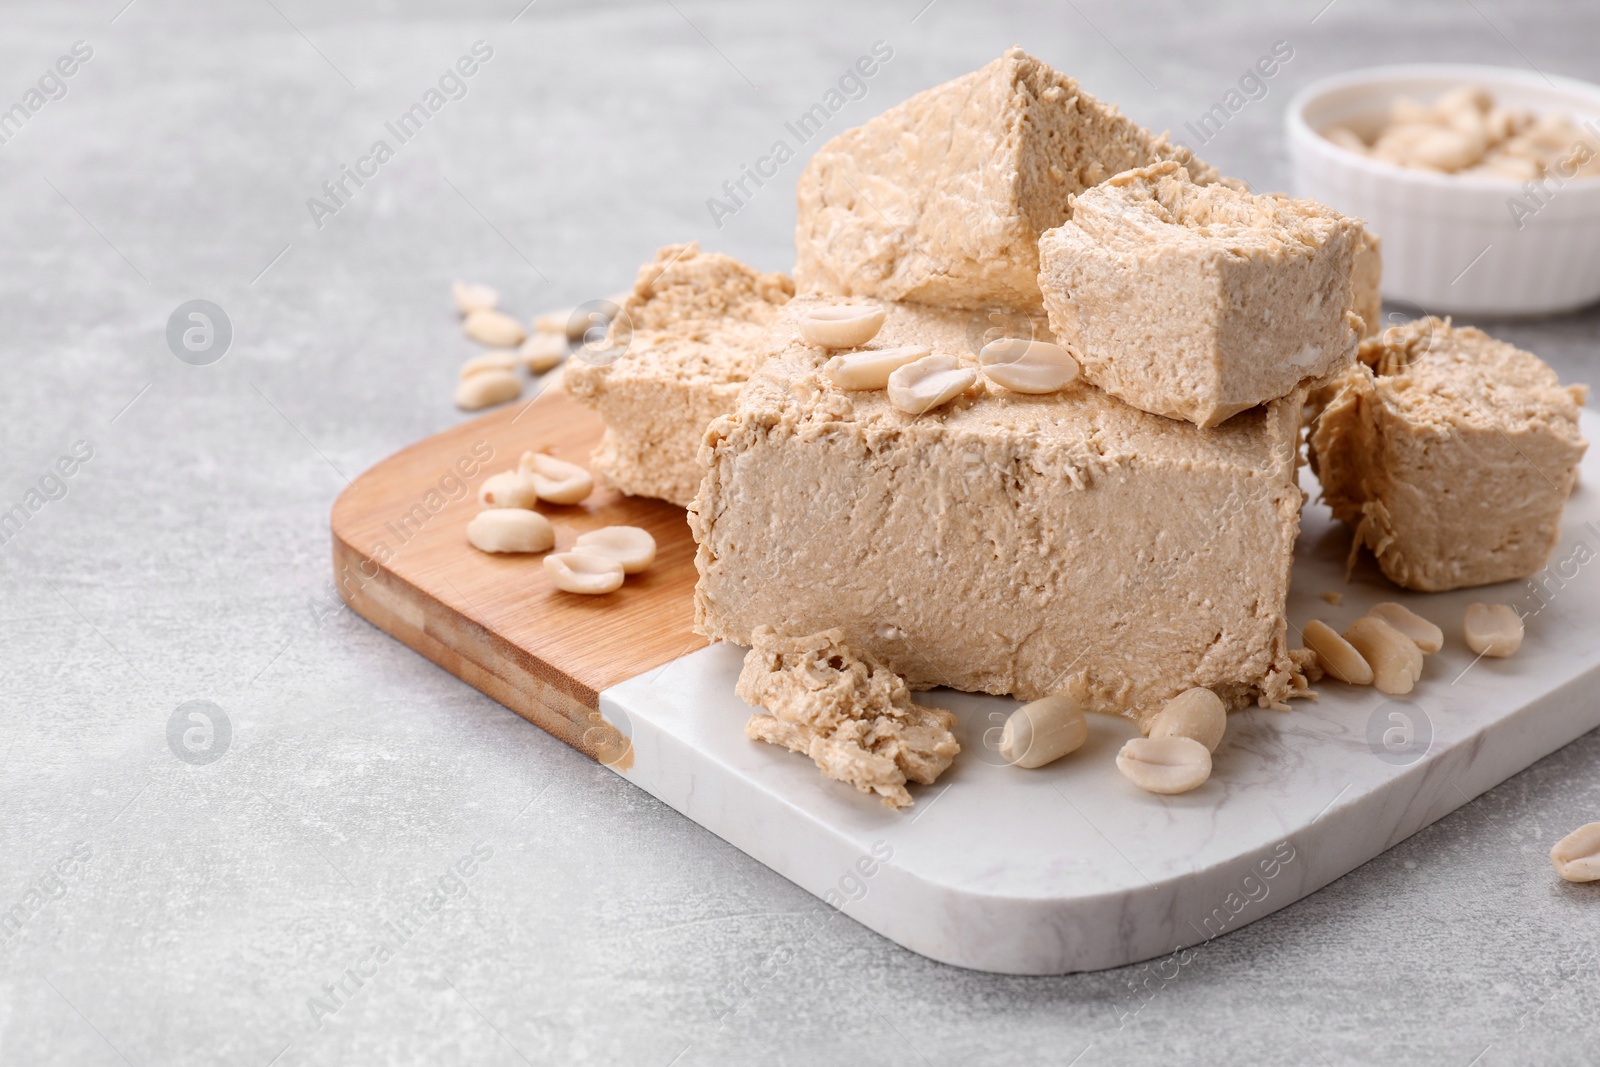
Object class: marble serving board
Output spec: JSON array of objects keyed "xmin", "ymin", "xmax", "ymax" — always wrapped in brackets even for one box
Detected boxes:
[{"xmin": 333, "ymin": 391, "xmax": 1600, "ymax": 975}]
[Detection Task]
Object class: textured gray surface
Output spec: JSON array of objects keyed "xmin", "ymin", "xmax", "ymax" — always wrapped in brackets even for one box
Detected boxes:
[{"xmin": 1, "ymin": 0, "xmax": 1597, "ymax": 1064}]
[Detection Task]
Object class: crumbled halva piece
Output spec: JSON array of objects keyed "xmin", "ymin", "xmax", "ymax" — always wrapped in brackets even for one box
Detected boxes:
[
  {"xmin": 564, "ymin": 242, "xmax": 794, "ymax": 506},
  {"xmin": 737, "ymin": 626, "xmax": 960, "ymax": 810},
  {"xmin": 1309, "ymin": 317, "xmax": 1588, "ymax": 591},
  {"xmin": 692, "ymin": 295, "xmax": 1314, "ymax": 724},
  {"xmin": 793, "ymin": 46, "xmax": 1222, "ymax": 313},
  {"xmin": 1037, "ymin": 162, "xmax": 1364, "ymax": 427}
]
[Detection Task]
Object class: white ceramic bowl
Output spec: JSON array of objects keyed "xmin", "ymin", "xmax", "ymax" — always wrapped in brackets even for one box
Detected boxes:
[{"xmin": 1287, "ymin": 63, "xmax": 1600, "ymax": 316}]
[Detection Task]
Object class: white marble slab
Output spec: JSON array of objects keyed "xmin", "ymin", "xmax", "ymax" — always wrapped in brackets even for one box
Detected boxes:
[{"xmin": 599, "ymin": 413, "xmax": 1600, "ymax": 975}]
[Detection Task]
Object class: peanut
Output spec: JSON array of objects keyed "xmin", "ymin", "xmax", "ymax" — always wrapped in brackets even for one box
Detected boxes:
[
  {"xmin": 573, "ymin": 526, "xmax": 656, "ymax": 574},
  {"xmin": 521, "ymin": 332, "xmax": 568, "ymax": 374},
  {"xmin": 1367, "ymin": 602, "xmax": 1443, "ymax": 654},
  {"xmin": 797, "ymin": 304, "xmax": 886, "ymax": 349},
  {"xmin": 478, "ymin": 469, "xmax": 540, "ymax": 510},
  {"xmin": 459, "ymin": 351, "xmax": 520, "ymax": 379},
  {"xmin": 452, "ymin": 281, "xmax": 499, "ymax": 315},
  {"xmin": 1148, "ymin": 687, "xmax": 1226, "ymax": 753},
  {"xmin": 466, "ymin": 508, "xmax": 554, "ymax": 554},
  {"xmin": 978, "ymin": 338, "xmax": 1080, "ymax": 394},
  {"xmin": 886, "ymin": 354, "xmax": 977, "ymax": 415},
  {"xmin": 998, "ymin": 694, "xmax": 1087, "ymax": 769},
  {"xmin": 1550, "ymin": 822, "xmax": 1600, "ymax": 883},
  {"xmin": 455, "ymin": 369, "xmax": 522, "ymax": 411},
  {"xmin": 1343, "ymin": 616, "xmax": 1424, "ymax": 695},
  {"xmin": 823, "ymin": 345, "xmax": 930, "ymax": 391},
  {"xmin": 1303, "ymin": 619, "xmax": 1373, "ymax": 686},
  {"xmin": 1116, "ymin": 736, "xmax": 1211, "ymax": 795},
  {"xmin": 545, "ymin": 551, "xmax": 624, "ymax": 595},
  {"xmin": 520, "ymin": 451, "xmax": 594, "ymax": 505},
  {"xmin": 463, "ymin": 309, "xmax": 527, "ymax": 348},
  {"xmin": 1464, "ymin": 603, "xmax": 1524, "ymax": 657}
]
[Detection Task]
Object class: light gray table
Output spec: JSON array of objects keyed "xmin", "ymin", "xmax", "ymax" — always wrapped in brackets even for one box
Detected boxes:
[{"xmin": 2, "ymin": 1, "xmax": 1596, "ymax": 1063}]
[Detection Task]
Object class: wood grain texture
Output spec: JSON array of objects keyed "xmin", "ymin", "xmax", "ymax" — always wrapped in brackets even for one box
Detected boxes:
[{"xmin": 329, "ymin": 385, "xmax": 704, "ymax": 762}]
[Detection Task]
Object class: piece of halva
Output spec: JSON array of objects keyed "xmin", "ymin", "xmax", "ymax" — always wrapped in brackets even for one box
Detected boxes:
[
  {"xmin": 691, "ymin": 295, "xmax": 1313, "ymax": 723},
  {"xmin": 1309, "ymin": 317, "xmax": 1587, "ymax": 592},
  {"xmin": 564, "ymin": 242, "xmax": 794, "ymax": 506},
  {"xmin": 793, "ymin": 46, "xmax": 1221, "ymax": 312},
  {"xmin": 737, "ymin": 626, "xmax": 959, "ymax": 810},
  {"xmin": 1037, "ymin": 162, "xmax": 1363, "ymax": 427}
]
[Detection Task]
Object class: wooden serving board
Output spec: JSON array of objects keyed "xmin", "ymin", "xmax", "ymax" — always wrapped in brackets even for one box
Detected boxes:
[
  {"xmin": 330, "ymin": 386, "xmax": 702, "ymax": 767},
  {"xmin": 334, "ymin": 391, "xmax": 1600, "ymax": 975}
]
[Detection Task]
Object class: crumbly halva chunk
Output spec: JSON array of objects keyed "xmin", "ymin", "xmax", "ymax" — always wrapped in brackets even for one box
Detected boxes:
[
  {"xmin": 793, "ymin": 46, "xmax": 1221, "ymax": 312},
  {"xmin": 692, "ymin": 295, "xmax": 1314, "ymax": 724},
  {"xmin": 564, "ymin": 242, "xmax": 794, "ymax": 506},
  {"xmin": 1038, "ymin": 162, "xmax": 1363, "ymax": 427},
  {"xmin": 737, "ymin": 626, "xmax": 960, "ymax": 810},
  {"xmin": 1309, "ymin": 317, "xmax": 1588, "ymax": 591}
]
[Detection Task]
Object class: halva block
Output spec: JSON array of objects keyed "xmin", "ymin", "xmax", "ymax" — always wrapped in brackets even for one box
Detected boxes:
[{"xmin": 564, "ymin": 242, "xmax": 794, "ymax": 506}]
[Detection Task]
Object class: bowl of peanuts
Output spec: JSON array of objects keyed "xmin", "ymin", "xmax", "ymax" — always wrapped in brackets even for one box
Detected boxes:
[{"xmin": 1287, "ymin": 64, "xmax": 1600, "ymax": 315}]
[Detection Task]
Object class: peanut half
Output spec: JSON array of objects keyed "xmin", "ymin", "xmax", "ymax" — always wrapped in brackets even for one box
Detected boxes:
[
  {"xmin": 545, "ymin": 551, "xmax": 624, "ymax": 595},
  {"xmin": 1303, "ymin": 619, "xmax": 1373, "ymax": 686},
  {"xmin": 1550, "ymin": 822, "xmax": 1600, "ymax": 883},
  {"xmin": 466, "ymin": 508, "xmax": 554, "ymax": 554},
  {"xmin": 1148, "ymin": 687, "xmax": 1226, "ymax": 753},
  {"xmin": 455, "ymin": 370, "xmax": 522, "ymax": 411},
  {"xmin": 1367, "ymin": 602, "xmax": 1444, "ymax": 654},
  {"xmin": 798, "ymin": 304, "xmax": 886, "ymax": 349},
  {"xmin": 463, "ymin": 309, "xmax": 527, "ymax": 348},
  {"xmin": 823, "ymin": 345, "xmax": 930, "ymax": 391},
  {"xmin": 1116, "ymin": 736, "xmax": 1212, "ymax": 795},
  {"xmin": 1343, "ymin": 616, "xmax": 1424, "ymax": 695},
  {"xmin": 978, "ymin": 338, "xmax": 1080, "ymax": 394},
  {"xmin": 478, "ymin": 469, "xmax": 540, "ymax": 510},
  {"xmin": 573, "ymin": 526, "xmax": 656, "ymax": 573},
  {"xmin": 519, "ymin": 451, "xmax": 594, "ymax": 505},
  {"xmin": 521, "ymin": 332, "xmax": 568, "ymax": 374},
  {"xmin": 452, "ymin": 281, "xmax": 499, "ymax": 315},
  {"xmin": 1464, "ymin": 603, "xmax": 1524, "ymax": 657},
  {"xmin": 998, "ymin": 694, "xmax": 1087, "ymax": 769},
  {"xmin": 886, "ymin": 354, "xmax": 977, "ymax": 415},
  {"xmin": 459, "ymin": 351, "xmax": 520, "ymax": 379}
]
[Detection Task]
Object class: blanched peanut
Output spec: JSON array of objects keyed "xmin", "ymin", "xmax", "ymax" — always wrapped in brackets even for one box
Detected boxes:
[
  {"xmin": 978, "ymin": 338, "xmax": 1080, "ymax": 394},
  {"xmin": 1367, "ymin": 602, "xmax": 1444, "ymax": 654},
  {"xmin": 520, "ymin": 451, "xmax": 594, "ymax": 505},
  {"xmin": 1116, "ymin": 736, "xmax": 1211, "ymax": 795},
  {"xmin": 1343, "ymin": 616, "xmax": 1424, "ymax": 695},
  {"xmin": 573, "ymin": 526, "xmax": 656, "ymax": 573},
  {"xmin": 466, "ymin": 508, "xmax": 554, "ymax": 554},
  {"xmin": 478, "ymin": 469, "xmax": 540, "ymax": 510},
  {"xmin": 1148, "ymin": 687, "xmax": 1226, "ymax": 753},
  {"xmin": 1550, "ymin": 822, "xmax": 1600, "ymax": 883},
  {"xmin": 1464, "ymin": 602, "xmax": 1524, "ymax": 657},
  {"xmin": 459, "ymin": 351, "xmax": 519, "ymax": 379},
  {"xmin": 1322, "ymin": 125, "xmax": 1367, "ymax": 153},
  {"xmin": 521, "ymin": 332, "xmax": 568, "ymax": 374},
  {"xmin": 545, "ymin": 551, "xmax": 624, "ymax": 594},
  {"xmin": 798, "ymin": 304, "xmax": 886, "ymax": 349},
  {"xmin": 452, "ymin": 281, "xmax": 499, "ymax": 315},
  {"xmin": 455, "ymin": 370, "xmax": 522, "ymax": 411},
  {"xmin": 535, "ymin": 307, "xmax": 609, "ymax": 342},
  {"xmin": 886, "ymin": 354, "xmax": 977, "ymax": 415},
  {"xmin": 464, "ymin": 309, "xmax": 527, "ymax": 348},
  {"xmin": 824, "ymin": 345, "xmax": 929, "ymax": 390},
  {"xmin": 1303, "ymin": 619, "xmax": 1373, "ymax": 686},
  {"xmin": 998, "ymin": 694, "xmax": 1087, "ymax": 769}
]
